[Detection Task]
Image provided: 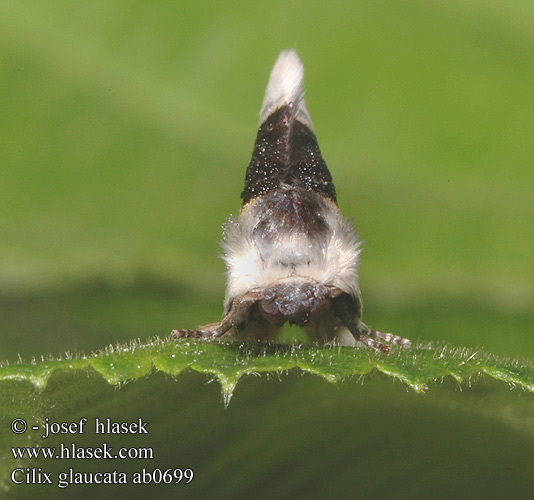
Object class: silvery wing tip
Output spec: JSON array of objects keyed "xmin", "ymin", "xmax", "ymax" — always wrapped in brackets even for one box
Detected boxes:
[{"xmin": 259, "ymin": 49, "xmax": 314, "ymax": 131}]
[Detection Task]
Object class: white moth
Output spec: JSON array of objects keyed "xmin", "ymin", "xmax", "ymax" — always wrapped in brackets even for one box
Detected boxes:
[{"xmin": 174, "ymin": 50, "xmax": 411, "ymax": 353}]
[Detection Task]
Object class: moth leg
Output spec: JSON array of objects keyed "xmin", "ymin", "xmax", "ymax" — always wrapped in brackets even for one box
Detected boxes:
[
  {"xmin": 332, "ymin": 294, "xmax": 407, "ymax": 354},
  {"xmin": 364, "ymin": 328, "xmax": 411, "ymax": 348},
  {"xmin": 172, "ymin": 291, "xmax": 260, "ymax": 340},
  {"xmin": 346, "ymin": 321, "xmax": 392, "ymax": 355}
]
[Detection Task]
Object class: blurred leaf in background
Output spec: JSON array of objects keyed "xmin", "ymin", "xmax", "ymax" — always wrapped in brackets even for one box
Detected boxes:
[{"xmin": 1, "ymin": 0, "xmax": 533, "ymax": 359}]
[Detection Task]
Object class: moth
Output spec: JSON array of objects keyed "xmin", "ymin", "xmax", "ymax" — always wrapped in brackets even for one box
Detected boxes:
[{"xmin": 173, "ymin": 50, "xmax": 411, "ymax": 354}]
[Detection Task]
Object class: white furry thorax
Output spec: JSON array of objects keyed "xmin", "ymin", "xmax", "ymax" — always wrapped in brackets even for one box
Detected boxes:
[{"xmin": 222, "ymin": 196, "xmax": 362, "ymax": 311}]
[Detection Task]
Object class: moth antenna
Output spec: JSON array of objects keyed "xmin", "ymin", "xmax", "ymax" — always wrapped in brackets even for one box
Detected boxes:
[{"xmin": 259, "ymin": 49, "xmax": 314, "ymax": 131}]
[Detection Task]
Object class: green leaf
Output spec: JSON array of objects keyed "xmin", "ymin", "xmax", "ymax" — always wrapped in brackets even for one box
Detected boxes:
[
  {"xmin": 2, "ymin": 337, "xmax": 534, "ymax": 403},
  {"xmin": 2, "ymin": 338, "xmax": 534, "ymax": 498}
]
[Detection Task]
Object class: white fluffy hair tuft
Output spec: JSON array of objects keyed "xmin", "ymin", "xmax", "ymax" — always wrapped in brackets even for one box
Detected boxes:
[{"xmin": 259, "ymin": 49, "xmax": 314, "ymax": 130}]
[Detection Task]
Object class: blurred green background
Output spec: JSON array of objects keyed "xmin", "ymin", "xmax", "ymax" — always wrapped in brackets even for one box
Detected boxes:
[
  {"xmin": 1, "ymin": 0, "xmax": 532, "ymax": 361},
  {"xmin": 1, "ymin": 1, "xmax": 533, "ymax": 498}
]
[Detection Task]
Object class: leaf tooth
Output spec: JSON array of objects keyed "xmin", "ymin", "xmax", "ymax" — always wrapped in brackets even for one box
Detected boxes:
[{"xmin": 217, "ymin": 374, "xmax": 240, "ymax": 407}]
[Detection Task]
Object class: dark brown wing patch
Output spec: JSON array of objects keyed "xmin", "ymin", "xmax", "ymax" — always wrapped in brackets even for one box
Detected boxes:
[{"xmin": 241, "ymin": 104, "xmax": 337, "ymax": 205}]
